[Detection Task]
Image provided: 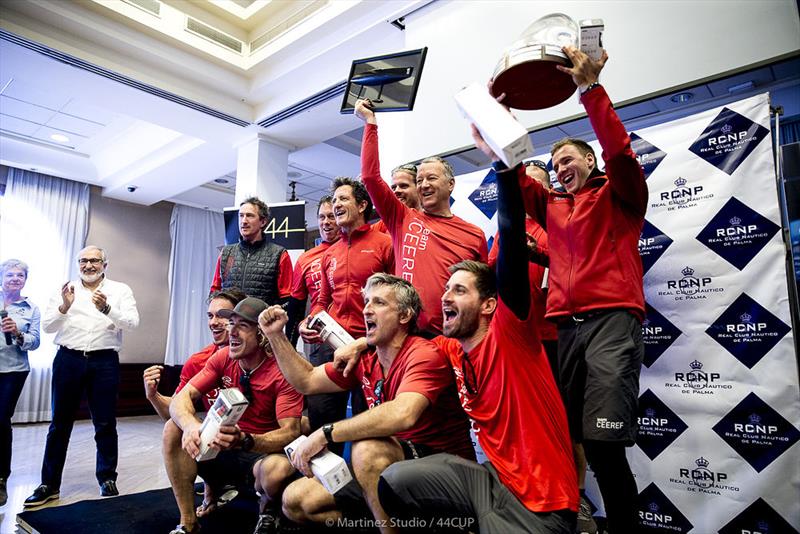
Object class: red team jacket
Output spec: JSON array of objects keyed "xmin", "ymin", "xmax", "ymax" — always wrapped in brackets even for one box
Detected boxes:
[{"xmin": 519, "ymin": 86, "xmax": 647, "ymax": 321}]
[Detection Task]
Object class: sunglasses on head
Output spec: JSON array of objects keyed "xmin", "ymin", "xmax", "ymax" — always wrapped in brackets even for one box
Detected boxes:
[{"xmin": 461, "ymin": 353, "xmax": 478, "ymax": 396}]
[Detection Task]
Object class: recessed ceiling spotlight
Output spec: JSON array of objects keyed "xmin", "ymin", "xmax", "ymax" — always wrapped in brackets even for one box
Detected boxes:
[
  {"xmin": 670, "ymin": 92, "xmax": 694, "ymax": 104},
  {"xmin": 287, "ymin": 171, "xmax": 301, "ymax": 178},
  {"xmin": 50, "ymin": 133, "xmax": 70, "ymax": 143},
  {"xmin": 214, "ymin": 178, "xmax": 229, "ymax": 184}
]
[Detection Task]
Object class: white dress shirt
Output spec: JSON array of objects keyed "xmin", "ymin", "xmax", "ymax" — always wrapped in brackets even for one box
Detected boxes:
[{"xmin": 42, "ymin": 277, "xmax": 139, "ymax": 352}]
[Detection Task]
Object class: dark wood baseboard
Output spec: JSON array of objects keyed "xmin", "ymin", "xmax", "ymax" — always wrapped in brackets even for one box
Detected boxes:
[{"xmin": 75, "ymin": 363, "xmax": 183, "ymax": 420}]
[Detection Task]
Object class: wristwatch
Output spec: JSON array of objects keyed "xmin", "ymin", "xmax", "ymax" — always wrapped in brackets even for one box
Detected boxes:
[
  {"xmin": 240, "ymin": 432, "xmax": 255, "ymax": 452},
  {"xmin": 322, "ymin": 423, "xmax": 336, "ymax": 445}
]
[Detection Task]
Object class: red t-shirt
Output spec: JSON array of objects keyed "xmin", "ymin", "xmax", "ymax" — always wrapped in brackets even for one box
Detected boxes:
[
  {"xmin": 188, "ymin": 347, "xmax": 303, "ymax": 435},
  {"xmin": 361, "ymin": 124, "xmax": 488, "ymax": 334},
  {"xmin": 210, "ymin": 249, "xmax": 294, "ymax": 299},
  {"xmin": 433, "ymin": 300, "xmax": 578, "ymax": 513},
  {"xmin": 487, "ymin": 218, "xmax": 557, "ymax": 341},
  {"xmin": 290, "ymin": 241, "xmax": 334, "ymax": 307},
  {"xmin": 324, "ymin": 335, "xmax": 474, "ymax": 460},
  {"xmin": 175, "ymin": 343, "xmax": 220, "ymax": 411},
  {"xmin": 310, "ymin": 224, "xmax": 394, "ymax": 338}
]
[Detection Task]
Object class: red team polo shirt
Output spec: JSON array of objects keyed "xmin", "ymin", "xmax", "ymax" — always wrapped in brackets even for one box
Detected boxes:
[
  {"xmin": 290, "ymin": 240, "xmax": 335, "ymax": 307},
  {"xmin": 323, "ymin": 335, "xmax": 475, "ymax": 460},
  {"xmin": 434, "ymin": 300, "xmax": 578, "ymax": 513},
  {"xmin": 188, "ymin": 347, "xmax": 303, "ymax": 435},
  {"xmin": 487, "ymin": 219, "xmax": 557, "ymax": 341},
  {"xmin": 361, "ymin": 124, "xmax": 488, "ymax": 335},
  {"xmin": 310, "ymin": 224, "xmax": 394, "ymax": 338},
  {"xmin": 175, "ymin": 343, "xmax": 220, "ymax": 411}
]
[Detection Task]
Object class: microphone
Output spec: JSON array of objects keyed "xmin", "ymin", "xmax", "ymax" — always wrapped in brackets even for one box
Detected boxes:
[{"xmin": 0, "ymin": 309, "xmax": 12, "ymax": 345}]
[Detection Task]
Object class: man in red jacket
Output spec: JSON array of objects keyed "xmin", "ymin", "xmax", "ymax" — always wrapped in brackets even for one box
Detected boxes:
[
  {"xmin": 355, "ymin": 102, "xmax": 487, "ymax": 336},
  {"xmin": 518, "ymin": 47, "xmax": 647, "ymax": 534}
]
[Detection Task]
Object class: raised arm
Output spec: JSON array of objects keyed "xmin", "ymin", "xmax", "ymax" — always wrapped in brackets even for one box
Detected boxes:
[
  {"xmin": 560, "ymin": 47, "xmax": 647, "ymax": 216},
  {"xmin": 259, "ymin": 305, "xmax": 346, "ymax": 395},
  {"xmin": 470, "ymin": 124, "xmax": 530, "ymax": 320},
  {"xmin": 356, "ymin": 99, "xmax": 408, "ymax": 229}
]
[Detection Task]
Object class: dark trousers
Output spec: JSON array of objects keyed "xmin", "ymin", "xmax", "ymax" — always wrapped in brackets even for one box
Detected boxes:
[
  {"xmin": 42, "ymin": 348, "xmax": 120, "ymax": 488},
  {"xmin": 379, "ymin": 454, "xmax": 576, "ymax": 533},
  {"xmin": 307, "ymin": 344, "xmax": 350, "ymax": 456},
  {"xmin": 0, "ymin": 370, "xmax": 29, "ymax": 478}
]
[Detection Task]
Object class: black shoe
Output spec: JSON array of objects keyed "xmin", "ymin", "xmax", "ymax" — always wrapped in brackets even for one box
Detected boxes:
[
  {"xmin": 576, "ymin": 496, "xmax": 598, "ymax": 534},
  {"xmin": 24, "ymin": 484, "xmax": 60, "ymax": 507},
  {"xmin": 0, "ymin": 477, "xmax": 7, "ymax": 507},
  {"xmin": 253, "ymin": 512, "xmax": 279, "ymax": 534},
  {"xmin": 100, "ymin": 480, "xmax": 119, "ymax": 497}
]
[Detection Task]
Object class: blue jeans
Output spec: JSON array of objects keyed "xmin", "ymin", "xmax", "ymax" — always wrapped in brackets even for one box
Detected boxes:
[
  {"xmin": 41, "ymin": 348, "xmax": 120, "ymax": 488},
  {"xmin": 0, "ymin": 370, "xmax": 29, "ymax": 478}
]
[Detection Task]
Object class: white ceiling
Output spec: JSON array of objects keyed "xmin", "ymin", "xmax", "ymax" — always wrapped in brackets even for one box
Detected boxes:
[{"xmin": 0, "ymin": 0, "xmax": 798, "ymax": 228}]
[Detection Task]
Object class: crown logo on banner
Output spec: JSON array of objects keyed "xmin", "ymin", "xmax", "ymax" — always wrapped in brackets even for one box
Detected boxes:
[
  {"xmin": 757, "ymin": 521, "xmax": 770, "ymax": 531},
  {"xmin": 674, "ymin": 177, "xmax": 687, "ymax": 187},
  {"xmin": 648, "ymin": 503, "xmax": 659, "ymax": 513},
  {"xmin": 729, "ymin": 216, "xmax": 742, "ymax": 226},
  {"xmin": 749, "ymin": 413, "xmax": 761, "ymax": 424},
  {"xmin": 721, "ymin": 124, "xmax": 733, "ymax": 133},
  {"xmin": 690, "ymin": 360, "xmax": 703, "ymax": 370},
  {"xmin": 682, "ymin": 266, "xmax": 695, "ymax": 277},
  {"xmin": 646, "ymin": 408, "xmax": 657, "ymax": 418},
  {"xmin": 740, "ymin": 312, "xmax": 753, "ymax": 323},
  {"xmin": 695, "ymin": 457, "xmax": 710, "ymax": 468}
]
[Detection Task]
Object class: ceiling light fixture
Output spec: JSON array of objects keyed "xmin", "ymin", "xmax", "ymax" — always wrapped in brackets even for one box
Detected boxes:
[
  {"xmin": 670, "ymin": 92, "xmax": 694, "ymax": 104},
  {"xmin": 50, "ymin": 133, "xmax": 70, "ymax": 143},
  {"xmin": 728, "ymin": 81, "xmax": 755, "ymax": 94},
  {"xmin": 214, "ymin": 178, "xmax": 229, "ymax": 184}
]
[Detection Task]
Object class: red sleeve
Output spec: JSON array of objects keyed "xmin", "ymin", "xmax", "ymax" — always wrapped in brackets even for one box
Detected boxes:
[
  {"xmin": 324, "ymin": 361, "xmax": 360, "ymax": 390},
  {"xmin": 210, "ymin": 255, "xmax": 222, "ymax": 294},
  {"xmin": 530, "ymin": 221, "xmax": 549, "ymax": 257},
  {"xmin": 290, "ymin": 254, "xmax": 309, "ymax": 301},
  {"xmin": 175, "ymin": 360, "xmax": 199, "ymax": 394},
  {"xmin": 519, "ymin": 166, "xmax": 549, "ymax": 228},
  {"xmin": 310, "ymin": 252, "xmax": 331, "ymax": 317},
  {"xmin": 274, "ymin": 378, "xmax": 304, "ymax": 420},
  {"xmin": 382, "ymin": 233, "xmax": 395, "ymax": 275},
  {"xmin": 582, "ymin": 86, "xmax": 647, "ymax": 216},
  {"xmin": 361, "ymin": 123, "xmax": 409, "ymax": 232},
  {"xmin": 487, "ymin": 232, "xmax": 500, "ymax": 268},
  {"xmin": 188, "ymin": 350, "xmax": 226, "ymax": 395},
  {"xmin": 395, "ymin": 342, "xmax": 452, "ymax": 405},
  {"xmin": 277, "ymin": 251, "xmax": 294, "ymax": 299}
]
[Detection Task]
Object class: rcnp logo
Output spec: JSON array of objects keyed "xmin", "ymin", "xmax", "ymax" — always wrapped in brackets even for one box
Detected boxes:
[
  {"xmin": 688, "ymin": 107, "xmax": 769, "ymax": 175},
  {"xmin": 650, "ymin": 176, "xmax": 715, "ymax": 212},
  {"xmin": 706, "ymin": 293, "xmax": 791, "ymax": 369},
  {"xmin": 671, "ymin": 456, "xmax": 739, "ymax": 495},
  {"xmin": 713, "ymin": 392, "xmax": 800, "ymax": 473},
  {"xmin": 660, "ymin": 266, "xmax": 723, "ymax": 301},
  {"xmin": 467, "ymin": 170, "xmax": 498, "ymax": 219},
  {"xmin": 696, "ymin": 197, "xmax": 781, "ymax": 270},
  {"xmin": 637, "ymin": 483, "xmax": 694, "ymax": 533},
  {"xmin": 660, "ymin": 177, "xmax": 702, "ymax": 205},
  {"xmin": 718, "ymin": 497, "xmax": 798, "ymax": 534},
  {"xmin": 635, "ymin": 390, "xmax": 687, "ymax": 460},
  {"xmin": 630, "ymin": 132, "xmax": 667, "ymax": 179},
  {"xmin": 640, "ymin": 304, "xmax": 682, "ymax": 367},
  {"xmin": 638, "ymin": 220, "xmax": 673, "ymax": 274},
  {"xmin": 640, "ymin": 502, "xmax": 672, "ymax": 526},
  {"xmin": 666, "ymin": 359, "xmax": 732, "ymax": 395}
]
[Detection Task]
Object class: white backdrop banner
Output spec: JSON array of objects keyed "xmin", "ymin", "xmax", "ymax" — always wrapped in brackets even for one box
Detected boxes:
[{"xmin": 450, "ymin": 93, "xmax": 799, "ymax": 533}]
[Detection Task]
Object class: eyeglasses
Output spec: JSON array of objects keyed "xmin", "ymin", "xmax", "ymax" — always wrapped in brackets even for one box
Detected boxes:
[
  {"xmin": 461, "ymin": 353, "xmax": 478, "ymax": 396},
  {"xmin": 78, "ymin": 258, "xmax": 103, "ymax": 265},
  {"xmin": 373, "ymin": 378, "xmax": 385, "ymax": 406},
  {"xmin": 239, "ymin": 371, "xmax": 253, "ymax": 403}
]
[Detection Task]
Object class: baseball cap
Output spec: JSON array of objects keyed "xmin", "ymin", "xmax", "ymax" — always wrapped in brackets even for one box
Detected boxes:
[{"xmin": 218, "ymin": 297, "xmax": 268, "ymax": 324}]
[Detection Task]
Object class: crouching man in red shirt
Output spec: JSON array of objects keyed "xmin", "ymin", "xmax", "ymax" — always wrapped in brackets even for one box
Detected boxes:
[
  {"xmin": 254, "ymin": 273, "xmax": 474, "ymax": 534},
  {"xmin": 376, "ymin": 127, "xmax": 579, "ymax": 533}
]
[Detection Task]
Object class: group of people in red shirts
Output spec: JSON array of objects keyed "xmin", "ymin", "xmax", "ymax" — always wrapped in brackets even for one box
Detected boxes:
[{"xmin": 147, "ymin": 44, "xmax": 647, "ymax": 534}]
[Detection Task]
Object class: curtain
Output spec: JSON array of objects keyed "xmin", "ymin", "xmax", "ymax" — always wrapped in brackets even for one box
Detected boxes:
[
  {"xmin": 164, "ymin": 205, "xmax": 224, "ymax": 366},
  {"xmin": 0, "ymin": 168, "xmax": 89, "ymax": 423},
  {"xmin": 779, "ymin": 114, "xmax": 800, "ymax": 145}
]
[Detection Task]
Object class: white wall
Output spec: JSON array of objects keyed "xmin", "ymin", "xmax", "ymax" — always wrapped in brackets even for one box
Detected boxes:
[{"xmin": 377, "ymin": 0, "xmax": 800, "ymax": 172}]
